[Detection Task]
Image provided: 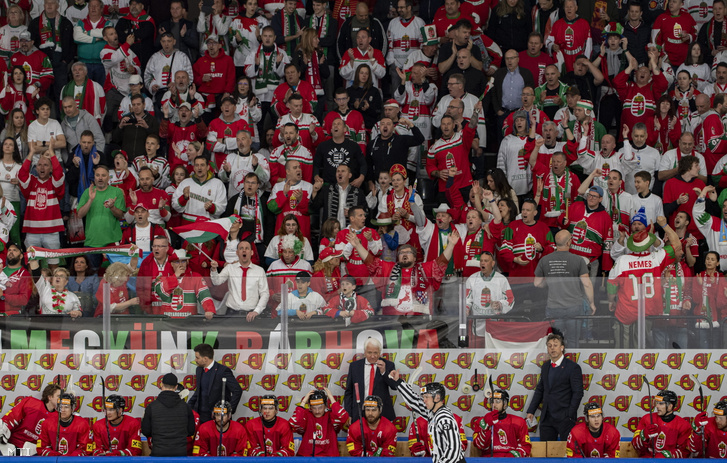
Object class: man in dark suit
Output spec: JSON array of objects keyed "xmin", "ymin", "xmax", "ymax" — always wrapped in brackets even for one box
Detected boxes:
[
  {"xmin": 344, "ymin": 338, "xmax": 397, "ymax": 422},
  {"xmin": 526, "ymin": 333, "xmax": 584, "ymax": 441},
  {"xmin": 491, "ymin": 49, "xmax": 536, "ymax": 141},
  {"xmin": 188, "ymin": 343, "xmax": 242, "ymax": 423}
]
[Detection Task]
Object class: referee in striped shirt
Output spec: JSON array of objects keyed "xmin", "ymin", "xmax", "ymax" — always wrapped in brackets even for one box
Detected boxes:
[{"xmin": 390, "ymin": 370, "xmax": 465, "ymax": 463}]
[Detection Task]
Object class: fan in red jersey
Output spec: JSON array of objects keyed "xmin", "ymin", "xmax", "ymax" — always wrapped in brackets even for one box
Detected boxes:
[
  {"xmin": 1, "ymin": 383, "xmax": 61, "ymax": 453},
  {"xmin": 471, "ymin": 389, "xmax": 531, "ymax": 458},
  {"xmin": 346, "ymin": 395, "xmax": 397, "ymax": 457},
  {"xmin": 631, "ymin": 389, "xmax": 691, "ymax": 458},
  {"xmin": 38, "ymin": 393, "xmax": 93, "ymax": 456},
  {"xmin": 92, "ymin": 395, "xmax": 143, "ymax": 456},
  {"xmin": 689, "ymin": 400, "xmax": 727, "ymax": 458},
  {"xmin": 193, "ymin": 400, "xmax": 251, "ymax": 456},
  {"xmin": 246, "ymin": 395, "xmax": 295, "ymax": 457},
  {"xmin": 566, "ymin": 402, "xmax": 621, "ymax": 458}
]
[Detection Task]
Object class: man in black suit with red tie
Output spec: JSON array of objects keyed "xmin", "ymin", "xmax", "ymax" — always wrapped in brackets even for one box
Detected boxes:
[
  {"xmin": 344, "ymin": 338, "xmax": 397, "ymax": 422},
  {"xmin": 188, "ymin": 343, "xmax": 243, "ymax": 423},
  {"xmin": 526, "ymin": 333, "xmax": 583, "ymax": 441}
]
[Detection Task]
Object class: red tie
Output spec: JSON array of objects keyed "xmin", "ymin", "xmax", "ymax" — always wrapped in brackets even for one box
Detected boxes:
[
  {"xmin": 204, "ymin": 367, "xmax": 209, "ymax": 372},
  {"xmin": 241, "ymin": 266, "xmax": 249, "ymax": 300},
  {"xmin": 551, "ymin": 362, "xmax": 557, "ymax": 368},
  {"xmin": 368, "ymin": 363, "xmax": 375, "ymax": 396}
]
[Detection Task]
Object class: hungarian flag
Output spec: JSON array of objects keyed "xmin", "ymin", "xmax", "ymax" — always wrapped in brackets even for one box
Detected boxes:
[
  {"xmin": 484, "ymin": 321, "xmax": 551, "ymax": 351},
  {"xmin": 173, "ymin": 215, "xmax": 242, "ymax": 243}
]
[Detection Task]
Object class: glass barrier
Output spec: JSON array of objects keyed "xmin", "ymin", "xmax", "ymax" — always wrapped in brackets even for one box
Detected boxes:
[{"xmin": 1, "ymin": 272, "xmax": 722, "ymax": 351}]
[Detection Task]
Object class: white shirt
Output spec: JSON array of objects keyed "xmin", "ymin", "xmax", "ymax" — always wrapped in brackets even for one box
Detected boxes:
[
  {"xmin": 210, "ymin": 263, "xmax": 269, "ymax": 313},
  {"xmin": 28, "ymin": 118, "xmax": 64, "ymax": 162}
]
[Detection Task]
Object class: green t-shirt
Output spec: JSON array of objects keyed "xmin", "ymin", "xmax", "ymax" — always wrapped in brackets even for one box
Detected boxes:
[{"xmin": 78, "ymin": 186, "xmax": 127, "ymax": 247}]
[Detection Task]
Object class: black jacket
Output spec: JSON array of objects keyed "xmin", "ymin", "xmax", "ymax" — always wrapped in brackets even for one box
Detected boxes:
[
  {"xmin": 622, "ymin": 19, "xmax": 651, "ymax": 65},
  {"xmin": 526, "ymin": 356, "xmax": 584, "ymax": 423},
  {"xmin": 188, "ymin": 361, "xmax": 243, "ymax": 422},
  {"xmin": 367, "ymin": 127, "xmax": 425, "ymax": 182},
  {"xmin": 111, "ymin": 111, "xmax": 160, "ymax": 159},
  {"xmin": 344, "ymin": 357, "xmax": 398, "ymax": 422},
  {"xmin": 116, "ymin": 15, "xmax": 156, "ymax": 69},
  {"xmin": 313, "ymin": 137, "xmax": 367, "ymax": 185},
  {"xmin": 492, "ymin": 66, "xmax": 535, "ymax": 113},
  {"xmin": 156, "ymin": 19, "xmax": 199, "ymax": 61},
  {"xmin": 28, "ymin": 14, "xmax": 75, "ymax": 64},
  {"xmin": 488, "ymin": 11, "xmax": 532, "ymax": 53},
  {"xmin": 141, "ymin": 390, "xmax": 196, "ymax": 456}
]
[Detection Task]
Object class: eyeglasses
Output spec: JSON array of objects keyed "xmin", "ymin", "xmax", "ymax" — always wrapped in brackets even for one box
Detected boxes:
[{"xmin": 586, "ymin": 193, "xmax": 602, "ymax": 199}]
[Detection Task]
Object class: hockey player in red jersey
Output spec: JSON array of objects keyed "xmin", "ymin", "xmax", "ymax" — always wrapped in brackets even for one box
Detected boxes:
[
  {"xmin": 92, "ymin": 395, "xmax": 143, "ymax": 456},
  {"xmin": 38, "ymin": 393, "xmax": 93, "ymax": 456},
  {"xmin": 566, "ymin": 402, "xmax": 621, "ymax": 458},
  {"xmin": 246, "ymin": 395, "xmax": 295, "ymax": 456},
  {"xmin": 193, "ymin": 400, "xmax": 251, "ymax": 456},
  {"xmin": 408, "ymin": 412, "xmax": 467, "ymax": 456},
  {"xmin": 1, "ymin": 383, "xmax": 61, "ymax": 451},
  {"xmin": 290, "ymin": 388, "xmax": 349, "ymax": 456},
  {"xmin": 689, "ymin": 400, "xmax": 727, "ymax": 458},
  {"xmin": 632, "ymin": 390, "xmax": 691, "ymax": 458},
  {"xmin": 346, "ymin": 395, "xmax": 397, "ymax": 457},
  {"xmin": 471, "ymin": 389, "xmax": 531, "ymax": 458}
]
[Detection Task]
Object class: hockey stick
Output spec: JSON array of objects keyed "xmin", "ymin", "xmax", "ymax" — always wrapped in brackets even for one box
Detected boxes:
[
  {"xmin": 100, "ymin": 377, "xmax": 111, "ymax": 454},
  {"xmin": 55, "ymin": 375, "xmax": 63, "ymax": 453},
  {"xmin": 354, "ymin": 383, "xmax": 366, "ymax": 457},
  {"xmin": 218, "ymin": 377, "xmax": 227, "ymax": 456},
  {"xmin": 643, "ymin": 375, "xmax": 656, "ymax": 457},
  {"xmin": 572, "ymin": 435, "xmax": 587, "ymax": 458},
  {"xmin": 694, "ymin": 375, "xmax": 705, "ymax": 457},
  {"xmin": 488, "ymin": 373, "xmax": 495, "ymax": 457},
  {"xmin": 408, "ymin": 367, "xmax": 423, "ymax": 453}
]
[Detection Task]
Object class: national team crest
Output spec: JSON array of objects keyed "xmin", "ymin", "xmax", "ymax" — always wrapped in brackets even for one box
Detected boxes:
[{"xmin": 631, "ymin": 94, "xmax": 646, "ymax": 117}]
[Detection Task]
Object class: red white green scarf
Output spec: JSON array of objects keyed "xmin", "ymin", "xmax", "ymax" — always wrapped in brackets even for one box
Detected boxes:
[
  {"xmin": 281, "ymin": 10, "xmax": 301, "ymax": 56},
  {"xmin": 706, "ymin": 17, "xmax": 727, "ymax": 50},
  {"xmin": 254, "ymin": 45, "xmax": 280, "ymax": 95}
]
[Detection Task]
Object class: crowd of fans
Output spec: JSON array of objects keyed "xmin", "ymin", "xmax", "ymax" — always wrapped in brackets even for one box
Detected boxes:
[{"xmin": 1, "ymin": 0, "xmax": 727, "ymax": 347}]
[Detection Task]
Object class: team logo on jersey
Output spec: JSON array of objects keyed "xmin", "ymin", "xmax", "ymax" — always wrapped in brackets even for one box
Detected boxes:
[
  {"xmin": 220, "ymin": 353, "xmax": 239, "ymax": 369},
  {"xmin": 611, "ymin": 395, "xmax": 632, "ymax": 412},
  {"xmin": 649, "ymin": 374, "xmax": 670, "ymax": 392},
  {"xmin": 76, "ymin": 375, "xmax": 96, "ymax": 392},
  {"xmin": 140, "ymin": 354, "xmax": 161, "ymax": 371},
  {"xmin": 402, "ymin": 353, "xmax": 422, "ymax": 369},
  {"xmin": 523, "ymin": 234, "xmax": 537, "ymax": 260},
  {"xmin": 636, "ymin": 353, "xmax": 658, "ymax": 370},
  {"xmin": 453, "ymin": 353, "xmax": 474, "ymax": 370},
  {"xmin": 572, "ymin": 220, "xmax": 588, "ymax": 244},
  {"xmin": 443, "ymin": 374, "xmax": 461, "ymax": 391},
  {"xmin": 705, "ymin": 375, "xmax": 724, "ymax": 391},
  {"xmin": 309, "ymin": 374, "xmax": 331, "ymax": 389},
  {"xmin": 624, "ymin": 374, "xmax": 645, "ymax": 391},
  {"xmin": 283, "ymin": 375, "xmax": 304, "ymax": 391},
  {"xmin": 505, "ymin": 353, "xmax": 527, "ymax": 370},
  {"xmin": 585, "ymin": 353, "xmax": 606, "ymax": 370},
  {"xmin": 532, "ymin": 353, "xmax": 549, "ymax": 368},
  {"xmin": 271, "ymin": 353, "xmax": 291, "ymax": 370},
  {"xmin": 296, "ymin": 353, "xmax": 318, "ymax": 370},
  {"xmin": 321, "ymin": 353, "xmax": 344, "ymax": 370},
  {"xmin": 127, "ymin": 375, "xmax": 148, "ymax": 392},
  {"xmin": 689, "ymin": 352, "xmax": 711, "ymax": 369},
  {"xmin": 519, "ymin": 374, "xmax": 539, "ymax": 391},
  {"xmin": 114, "ymin": 353, "xmax": 135, "ymax": 370},
  {"xmin": 236, "ymin": 375, "xmax": 252, "ymax": 392},
  {"xmin": 244, "ymin": 353, "xmax": 266, "ymax": 370},
  {"xmin": 597, "ymin": 374, "xmax": 618, "ymax": 391},
  {"xmin": 663, "ymin": 353, "xmax": 684, "ymax": 369},
  {"xmin": 674, "ymin": 374, "xmax": 694, "ymax": 391},
  {"xmin": 36, "ymin": 353, "xmax": 57, "ymax": 370},
  {"xmin": 427, "ymin": 353, "xmax": 448, "ymax": 370},
  {"xmin": 9, "ymin": 354, "xmax": 30, "ymax": 370},
  {"xmin": 611, "ymin": 352, "xmax": 632, "ymax": 369},
  {"xmin": 87, "ymin": 354, "xmax": 109, "ymax": 370},
  {"xmin": 631, "ymin": 94, "xmax": 646, "ymax": 117}
]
